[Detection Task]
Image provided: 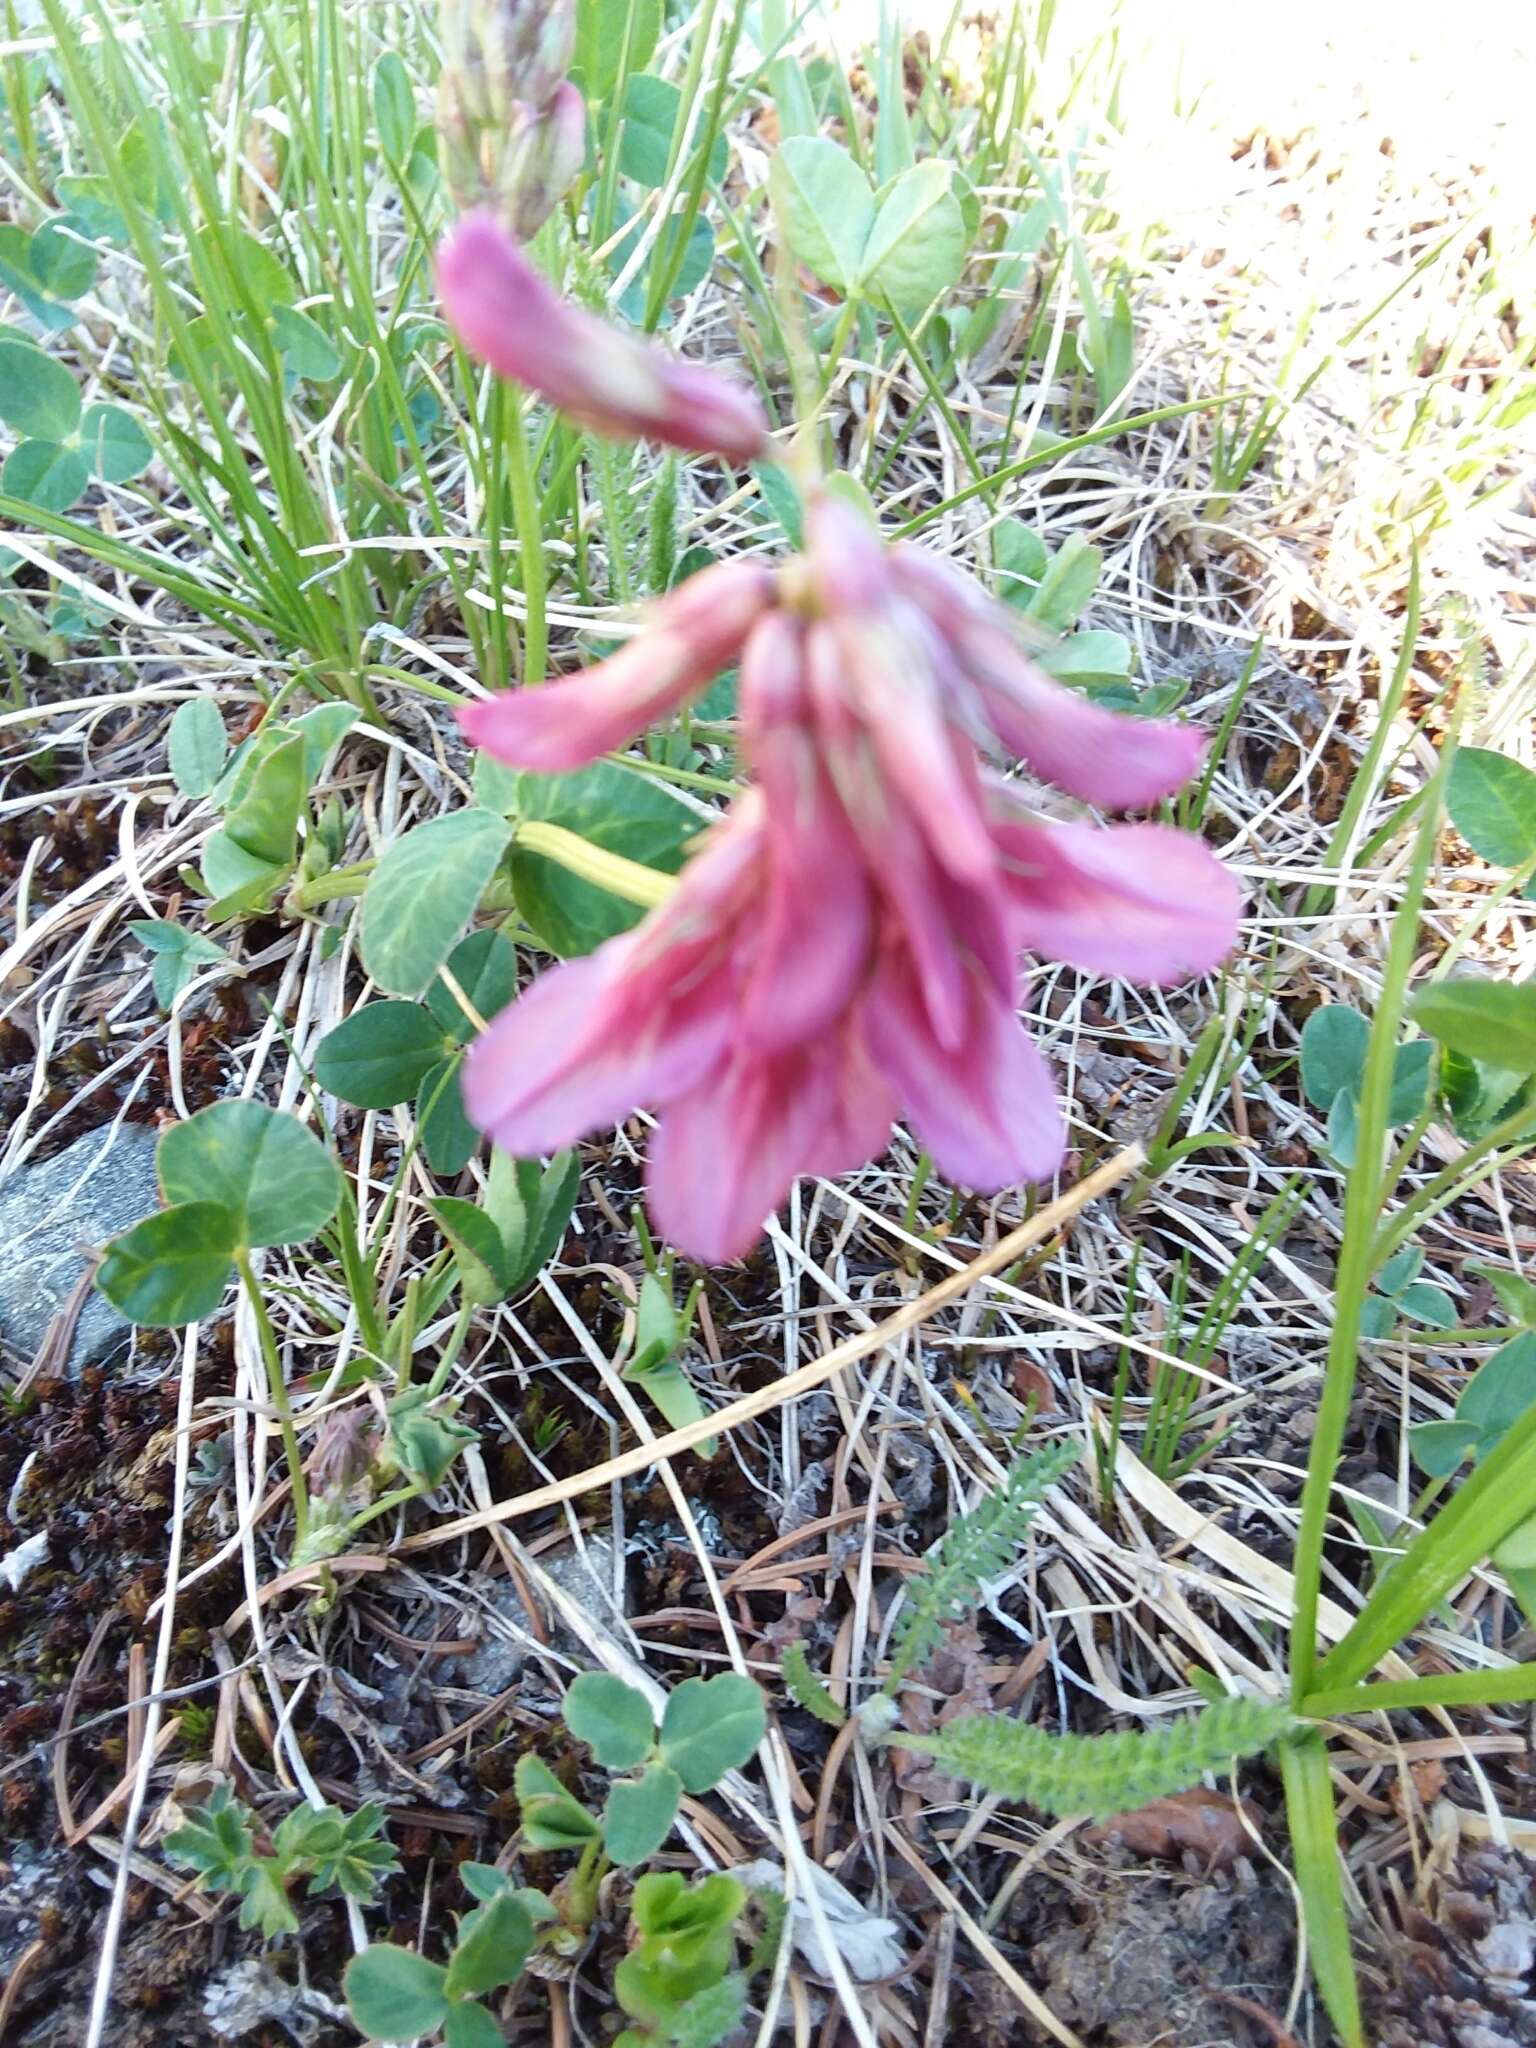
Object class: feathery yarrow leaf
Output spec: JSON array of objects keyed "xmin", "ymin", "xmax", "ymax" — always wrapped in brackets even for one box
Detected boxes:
[
  {"xmin": 781, "ymin": 1643, "xmax": 847, "ymax": 1727},
  {"xmin": 891, "ymin": 1693, "xmax": 1293, "ymax": 1820},
  {"xmin": 885, "ymin": 1439, "xmax": 1077, "ymax": 1690}
]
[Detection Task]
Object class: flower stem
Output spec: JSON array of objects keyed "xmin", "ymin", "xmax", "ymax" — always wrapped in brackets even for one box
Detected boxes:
[
  {"xmin": 504, "ymin": 391, "xmax": 548, "ymax": 684},
  {"xmin": 235, "ymin": 1248, "xmax": 311, "ymax": 1549},
  {"xmin": 1288, "ymin": 738, "xmax": 1453, "ymax": 1703}
]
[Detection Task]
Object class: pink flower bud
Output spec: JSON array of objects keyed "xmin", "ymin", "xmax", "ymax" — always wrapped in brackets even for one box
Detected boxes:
[{"xmin": 437, "ymin": 210, "xmax": 771, "ymax": 460}]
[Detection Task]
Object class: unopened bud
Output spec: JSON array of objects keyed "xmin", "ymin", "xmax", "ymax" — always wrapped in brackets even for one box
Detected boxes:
[
  {"xmin": 439, "ymin": 0, "xmax": 575, "ymax": 126},
  {"xmin": 438, "ymin": 0, "xmax": 581, "ymax": 226},
  {"xmin": 500, "ymin": 79, "xmax": 586, "ymax": 239}
]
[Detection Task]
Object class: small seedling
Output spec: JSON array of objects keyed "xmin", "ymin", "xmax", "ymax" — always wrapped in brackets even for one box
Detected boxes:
[
  {"xmin": 166, "ymin": 1788, "xmax": 397, "ymax": 1937},
  {"xmin": 0, "ymin": 323, "xmax": 151, "ymax": 511},
  {"xmin": 1359, "ymin": 1246, "xmax": 1456, "ymax": 1339},
  {"xmin": 345, "ymin": 1864, "xmax": 540, "ymax": 2048},
  {"xmin": 167, "ymin": 697, "xmax": 359, "ymax": 922},
  {"xmin": 1299, "ymin": 1003, "xmax": 1434, "ymax": 1166},
  {"xmin": 344, "ymin": 1674, "xmax": 766, "ymax": 2046},
  {"xmin": 617, "ymin": 1252, "xmax": 713, "ymax": 1448}
]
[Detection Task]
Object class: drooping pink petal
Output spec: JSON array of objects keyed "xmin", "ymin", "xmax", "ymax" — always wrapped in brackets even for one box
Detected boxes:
[
  {"xmin": 895, "ymin": 542, "xmax": 1207, "ymax": 810},
  {"xmin": 462, "ymin": 942, "xmax": 733, "ymax": 1157},
  {"xmin": 738, "ymin": 611, "xmax": 872, "ymax": 1050},
  {"xmin": 460, "ymin": 558, "xmax": 775, "ymax": 769},
  {"xmin": 436, "ymin": 211, "xmax": 771, "ymax": 460},
  {"xmin": 648, "ymin": 1046, "xmax": 839, "ymax": 1264},
  {"xmin": 969, "ymin": 635, "xmax": 1207, "ymax": 810},
  {"xmin": 992, "ymin": 818, "xmax": 1242, "ymax": 985},
  {"xmin": 802, "ymin": 1012, "xmax": 897, "ymax": 1181},
  {"xmin": 866, "ymin": 945, "xmax": 1066, "ymax": 1190}
]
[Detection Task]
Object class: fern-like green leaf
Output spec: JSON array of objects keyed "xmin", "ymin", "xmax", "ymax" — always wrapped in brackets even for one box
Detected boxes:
[
  {"xmin": 885, "ymin": 1440, "xmax": 1077, "ymax": 1690},
  {"xmin": 891, "ymin": 1693, "xmax": 1292, "ymax": 1820},
  {"xmin": 781, "ymin": 1643, "xmax": 846, "ymax": 1727}
]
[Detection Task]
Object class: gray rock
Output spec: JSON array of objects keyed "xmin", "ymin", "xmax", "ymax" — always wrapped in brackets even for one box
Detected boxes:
[
  {"xmin": 0, "ymin": 1122, "xmax": 161, "ymax": 1377},
  {"xmin": 450, "ymin": 1535, "xmax": 624, "ymax": 1695}
]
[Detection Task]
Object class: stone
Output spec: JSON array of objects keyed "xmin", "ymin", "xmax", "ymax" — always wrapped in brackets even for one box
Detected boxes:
[
  {"xmin": 0, "ymin": 1122, "xmax": 161, "ymax": 1377},
  {"xmin": 449, "ymin": 1534, "xmax": 624, "ymax": 1695}
]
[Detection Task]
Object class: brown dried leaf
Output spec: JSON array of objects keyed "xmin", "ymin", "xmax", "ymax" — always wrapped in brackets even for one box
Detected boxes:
[{"xmin": 1085, "ymin": 1786, "xmax": 1259, "ymax": 1870}]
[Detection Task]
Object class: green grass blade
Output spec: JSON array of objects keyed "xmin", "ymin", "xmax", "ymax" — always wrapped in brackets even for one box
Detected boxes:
[
  {"xmin": 1314, "ymin": 1400, "xmax": 1536, "ymax": 1694},
  {"xmin": 1279, "ymin": 1732, "xmax": 1363, "ymax": 2048},
  {"xmin": 1301, "ymin": 1663, "xmax": 1536, "ymax": 1719}
]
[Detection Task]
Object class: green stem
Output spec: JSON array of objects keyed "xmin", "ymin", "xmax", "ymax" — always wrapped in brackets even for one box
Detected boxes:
[
  {"xmin": 288, "ymin": 859, "xmax": 376, "ymax": 911},
  {"xmin": 347, "ymin": 1480, "xmax": 427, "ymax": 1537},
  {"xmin": 235, "ymin": 1248, "xmax": 312, "ymax": 1548},
  {"xmin": 1371, "ymin": 1098, "xmax": 1536, "ymax": 1272},
  {"xmin": 1289, "ymin": 743, "xmax": 1452, "ymax": 1703},
  {"xmin": 504, "ymin": 393, "xmax": 548, "ymax": 684},
  {"xmin": 425, "ymin": 1301, "xmax": 477, "ymax": 1401}
]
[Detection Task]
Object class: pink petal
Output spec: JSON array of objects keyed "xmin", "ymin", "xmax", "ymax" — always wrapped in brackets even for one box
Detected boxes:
[
  {"xmin": 806, "ymin": 492, "xmax": 892, "ymax": 614},
  {"xmin": 866, "ymin": 947, "xmax": 1066, "ymax": 1190},
  {"xmin": 460, "ymin": 558, "xmax": 774, "ymax": 770},
  {"xmin": 966, "ymin": 626, "xmax": 1206, "ymax": 809},
  {"xmin": 805, "ymin": 623, "xmax": 969, "ymax": 1050},
  {"xmin": 462, "ymin": 941, "xmax": 730, "ymax": 1156},
  {"xmin": 436, "ymin": 211, "xmax": 769, "ymax": 460},
  {"xmin": 802, "ymin": 1013, "xmax": 897, "ymax": 1180},
  {"xmin": 647, "ymin": 1047, "xmax": 835, "ymax": 1263},
  {"xmin": 894, "ymin": 542, "xmax": 1207, "ymax": 809},
  {"xmin": 739, "ymin": 613, "xmax": 872, "ymax": 1050},
  {"xmin": 837, "ymin": 611, "xmax": 997, "ymax": 883},
  {"xmin": 992, "ymin": 819, "xmax": 1242, "ymax": 984}
]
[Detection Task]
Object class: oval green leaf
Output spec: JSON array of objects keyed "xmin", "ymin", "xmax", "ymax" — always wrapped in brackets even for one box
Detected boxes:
[
  {"xmin": 426, "ymin": 928, "xmax": 519, "ymax": 1041},
  {"xmin": 602, "ymin": 1764, "xmax": 681, "ymax": 1866},
  {"xmin": 564, "ymin": 1672, "xmax": 654, "ymax": 1769},
  {"xmin": 79, "ymin": 400, "xmax": 153, "ymax": 482},
  {"xmin": 157, "ymin": 1100, "xmax": 342, "ymax": 1248},
  {"xmin": 575, "ymin": 0, "xmax": 660, "ymax": 104},
  {"xmin": 223, "ymin": 730, "xmax": 306, "ymax": 869},
  {"xmin": 418, "ymin": 1058, "xmax": 480, "ymax": 1176},
  {"xmin": 168, "ymin": 697, "xmax": 229, "ymax": 799},
  {"xmin": 444, "ymin": 1890, "xmax": 534, "ymax": 2000},
  {"xmin": 2, "ymin": 438, "xmax": 90, "ymax": 513},
  {"xmin": 444, "ymin": 1998, "xmax": 508, "ymax": 2048},
  {"xmin": 343, "ymin": 1945, "xmax": 451, "ymax": 2042},
  {"xmin": 361, "ymin": 808, "xmax": 513, "ymax": 997},
  {"xmin": 1299, "ymin": 1004, "xmax": 1370, "ymax": 1109},
  {"xmin": 29, "ymin": 218, "xmax": 99, "ymax": 300},
  {"xmin": 768, "ymin": 136, "xmax": 875, "ymax": 294},
  {"xmin": 658, "ymin": 1674, "xmax": 766, "ymax": 1793},
  {"xmin": 1448, "ymin": 747, "xmax": 1536, "ymax": 892},
  {"xmin": 513, "ymin": 1753, "xmax": 602, "ymax": 1850},
  {"xmin": 272, "ymin": 303, "xmax": 342, "ymax": 382},
  {"xmin": 1409, "ymin": 981, "xmax": 1536, "ymax": 1077},
  {"xmin": 96, "ymin": 1201, "xmax": 238, "ymax": 1326},
  {"xmin": 315, "ymin": 1001, "xmax": 447, "ymax": 1108},
  {"xmin": 619, "ymin": 74, "xmax": 727, "ymax": 188},
  {"xmin": 511, "ymin": 764, "xmax": 693, "ymax": 959},
  {"xmin": 859, "ymin": 159, "xmax": 968, "ymax": 314},
  {"xmin": 373, "ymin": 50, "xmax": 416, "ymax": 162},
  {"xmin": 0, "ymin": 340, "xmax": 80, "ymax": 439}
]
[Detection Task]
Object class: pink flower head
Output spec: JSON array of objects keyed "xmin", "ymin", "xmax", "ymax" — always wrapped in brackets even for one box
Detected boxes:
[
  {"xmin": 436, "ymin": 211, "xmax": 771, "ymax": 461},
  {"xmin": 460, "ymin": 494, "xmax": 1244, "ymax": 1262}
]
